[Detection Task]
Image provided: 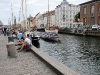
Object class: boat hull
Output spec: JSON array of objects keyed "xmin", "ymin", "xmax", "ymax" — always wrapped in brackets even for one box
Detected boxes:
[
  {"xmin": 45, "ymin": 29, "xmax": 58, "ymax": 34},
  {"xmin": 40, "ymin": 32, "xmax": 60, "ymax": 41}
]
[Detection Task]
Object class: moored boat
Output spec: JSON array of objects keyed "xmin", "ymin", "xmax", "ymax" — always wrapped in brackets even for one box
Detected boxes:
[
  {"xmin": 40, "ymin": 32, "xmax": 60, "ymax": 41},
  {"xmin": 45, "ymin": 26, "xmax": 59, "ymax": 34}
]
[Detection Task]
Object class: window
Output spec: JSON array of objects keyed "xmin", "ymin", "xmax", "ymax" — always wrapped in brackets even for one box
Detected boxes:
[
  {"xmin": 70, "ymin": 24, "xmax": 71, "ymax": 28},
  {"xmin": 83, "ymin": 18, "xmax": 86, "ymax": 25},
  {"xmin": 84, "ymin": 7, "xmax": 86, "ymax": 15},
  {"xmin": 66, "ymin": 15, "xmax": 68, "ymax": 18},
  {"xmin": 63, "ymin": 15, "xmax": 65, "ymax": 21},
  {"xmin": 91, "ymin": 6, "xmax": 94, "ymax": 14},
  {"xmin": 99, "ymin": 5, "xmax": 100, "ymax": 12},
  {"xmin": 98, "ymin": 16, "xmax": 100, "ymax": 25},
  {"xmin": 63, "ymin": 7, "xmax": 65, "ymax": 12},
  {"xmin": 90, "ymin": 17, "xmax": 94, "ymax": 25}
]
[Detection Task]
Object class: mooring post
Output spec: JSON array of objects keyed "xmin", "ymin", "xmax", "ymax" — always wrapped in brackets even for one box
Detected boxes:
[
  {"xmin": 8, "ymin": 36, "xmax": 14, "ymax": 43},
  {"xmin": 6, "ymin": 42, "xmax": 18, "ymax": 58}
]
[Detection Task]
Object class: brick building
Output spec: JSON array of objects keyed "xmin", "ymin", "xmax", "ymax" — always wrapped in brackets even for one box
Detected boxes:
[{"xmin": 80, "ymin": 0, "xmax": 100, "ymax": 27}]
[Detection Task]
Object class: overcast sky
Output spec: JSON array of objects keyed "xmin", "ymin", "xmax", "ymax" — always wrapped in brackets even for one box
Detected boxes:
[{"xmin": 0, "ymin": 0, "xmax": 90, "ymax": 25}]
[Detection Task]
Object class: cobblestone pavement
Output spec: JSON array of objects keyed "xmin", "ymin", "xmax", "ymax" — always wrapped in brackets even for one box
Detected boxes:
[{"xmin": 0, "ymin": 34, "xmax": 57, "ymax": 75}]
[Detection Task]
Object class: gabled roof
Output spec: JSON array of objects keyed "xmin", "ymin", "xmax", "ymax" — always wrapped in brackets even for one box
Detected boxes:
[{"xmin": 61, "ymin": 0, "xmax": 69, "ymax": 5}]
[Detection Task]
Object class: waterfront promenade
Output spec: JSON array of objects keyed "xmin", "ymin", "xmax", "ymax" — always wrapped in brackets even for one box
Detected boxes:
[{"xmin": 0, "ymin": 34, "xmax": 56, "ymax": 75}]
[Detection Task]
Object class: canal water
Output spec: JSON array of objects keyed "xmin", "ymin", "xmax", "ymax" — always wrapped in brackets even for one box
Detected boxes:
[{"xmin": 38, "ymin": 33, "xmax": 100, "ymax": 75}]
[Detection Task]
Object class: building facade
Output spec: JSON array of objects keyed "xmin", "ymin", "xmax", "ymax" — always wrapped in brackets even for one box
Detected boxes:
[
  {"xmin": 34, "ymin": 13, "xmax": 42, "ymax": 28},
  {"xmin": 36, "ymin": 10, "xmax": 55, "ymax": 29},
  {"xmin": 55, "ymin": 0, "xmax": 80, "ymax": 28},
  {"xmin": 80, "ymin": 0, "xmax": 100, "ymax": 27},
  {"xmin": 27, "ymin": 16, "xmax": 36, "ymax": 28}
]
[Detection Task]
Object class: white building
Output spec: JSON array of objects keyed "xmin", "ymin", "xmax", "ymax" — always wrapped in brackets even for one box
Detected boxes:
[
  {"xmin": 37, "ymin": 15, "xmax": 44, "ymax": 28},
  {"xmin": 55, "ymin": 0, "xmax": 80, "ymax": 28},
  {"xmin": 34, "ymin": 13, "xmax": 42, "ymax": 29}
]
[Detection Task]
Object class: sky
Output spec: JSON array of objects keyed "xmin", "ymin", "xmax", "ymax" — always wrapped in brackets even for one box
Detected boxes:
[{"xmin": 0, "ymin": 0, "xmax": 90, "ymax": 25}]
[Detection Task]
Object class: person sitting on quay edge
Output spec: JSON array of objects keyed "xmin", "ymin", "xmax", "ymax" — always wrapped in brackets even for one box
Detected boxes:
[
  {"xmin": 27, "ymin": 34, "xmax": 32, "ymax": 42},
  {"xmin": 17, "ymin": 30, "xmax": 22, "ymax": 40},
  {"xmin": 17, "ymin": 33, "xmax": 32, "ymax": 52}
]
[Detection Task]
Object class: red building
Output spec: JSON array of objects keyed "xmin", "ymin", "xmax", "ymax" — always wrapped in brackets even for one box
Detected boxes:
[{"xmin": 80, "ymin": 0, "xmax": 100, "ymax": 27}]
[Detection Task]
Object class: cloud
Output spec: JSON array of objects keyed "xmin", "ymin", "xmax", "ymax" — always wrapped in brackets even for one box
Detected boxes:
[
  {"xmin": 27, "ymin": 0, "xmax": 36, "ymax": 4},
  {"xmin": 0, "ymin": 0, "xmax": 90, "ymax": 24}
]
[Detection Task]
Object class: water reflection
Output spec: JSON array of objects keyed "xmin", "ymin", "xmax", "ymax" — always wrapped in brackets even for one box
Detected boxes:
[
  {"xmin": 41, "ymin": 38, "xmax": 61, "ymax": 44},
  {"xmin": 39, "ymin": 34, "xmax": 100, "ymax": 75}
]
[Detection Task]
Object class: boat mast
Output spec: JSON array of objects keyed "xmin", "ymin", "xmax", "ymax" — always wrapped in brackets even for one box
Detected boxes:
[
  {"xmin": 25, "ymin": 0, "xmax": 27, "ymax": 29},
  {"xmin": 11, "ymin": 4, "xmax": 14, "ymax": 27},
  {"xmin": 18, "ymin": 8, "xmax": 21, "ymax": 23},
  {"xmin": 55, "ymin": 11, "xmax": 56, "ymax": 26},
  {"xmin": 47, "ymin": 0, "xmax": 50, "ymax": 27},
  {"xmin": 22, "ymin": 0, "xmax": 24, "ymax": 26},
  {"xmin": 22, "ymin": 0, "xmax": 26, "ymax": 30}
]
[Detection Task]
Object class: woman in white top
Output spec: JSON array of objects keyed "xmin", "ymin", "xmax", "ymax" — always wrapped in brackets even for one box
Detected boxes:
[{"xmin": 18, "ymin": 33, "xmax": 32, "ymax": 51}]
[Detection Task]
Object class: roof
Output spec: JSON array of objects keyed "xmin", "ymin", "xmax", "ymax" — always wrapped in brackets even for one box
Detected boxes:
[
  {"xmin": 80, "ymin": 0, "xmax": 100, "ymax": 6},
  {"xmin": 61, "ymin": 0, "xmax": 69, "ymax": 5}
]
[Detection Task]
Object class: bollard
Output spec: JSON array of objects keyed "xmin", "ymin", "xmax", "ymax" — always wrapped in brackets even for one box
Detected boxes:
[
  {"xmin": 8, "ymin": 37, "xmax": 14, "ymax": 43},
  {"xmin": 6, "ymin": 42, "xmax": 18, "ymax": 58}
]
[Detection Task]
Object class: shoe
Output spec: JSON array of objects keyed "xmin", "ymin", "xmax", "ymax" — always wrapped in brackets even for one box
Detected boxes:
[
  {"xmin": 15, "ymin": 44, "xmax": 22, "ymax": 46},
  {"xmin": 17, "ymin": 50, "xmax": 22, "ymax": 52},
  {"xmin": 17, "ymin": 48, "xmax": 20, "ymax": 50},
  {"xmin": 15, "ymin": 44, "xmax": 18, "ymax": 46}
]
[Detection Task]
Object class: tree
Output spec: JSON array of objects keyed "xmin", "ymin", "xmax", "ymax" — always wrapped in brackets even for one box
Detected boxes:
[{"xmin": 74, "ymin": 12, "xmax": 80, "ymax": 22}]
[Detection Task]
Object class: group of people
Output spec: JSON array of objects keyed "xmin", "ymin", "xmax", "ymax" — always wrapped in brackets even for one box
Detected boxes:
[
  {"xmin": 2, "ymin": 27, "xmax": 32, "ymax": 52},
  {"xmin": 16, "ymin": 30, "xmax": 32, "ymax": 52},
  {"xmin": 17, "ymin": 33, "xmax": 32, "ymax": 52},
  {"xmin": 2, "ymin": 27, "xmax": 15, "ymax": 36},
  {"xmin": 10, "ymin": 29, "xmax": 32, "ymax": 52}
]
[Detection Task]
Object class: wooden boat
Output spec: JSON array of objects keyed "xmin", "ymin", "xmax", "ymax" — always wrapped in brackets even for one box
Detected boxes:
[
  {"xmin": 41, "ymin": 0, "xmax": 60, "ymax": 41},
  {"xmin": 40, "ymin": 32, "xmax": 60, "ymax": 41},
  {"xmin": 45, "ymin": 26, "xmax": 59, "ymax": 34}
]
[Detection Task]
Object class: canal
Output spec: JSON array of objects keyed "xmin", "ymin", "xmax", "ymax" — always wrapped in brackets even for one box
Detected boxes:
[{"xmin": 37, "ymin": 33, "xmax": 100, "ymax": 75}]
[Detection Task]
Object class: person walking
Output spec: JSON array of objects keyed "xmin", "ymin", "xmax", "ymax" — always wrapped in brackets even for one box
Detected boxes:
[{"xmin": 3, "ymin": 27, "xmax": 7, "ymax": 36}]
